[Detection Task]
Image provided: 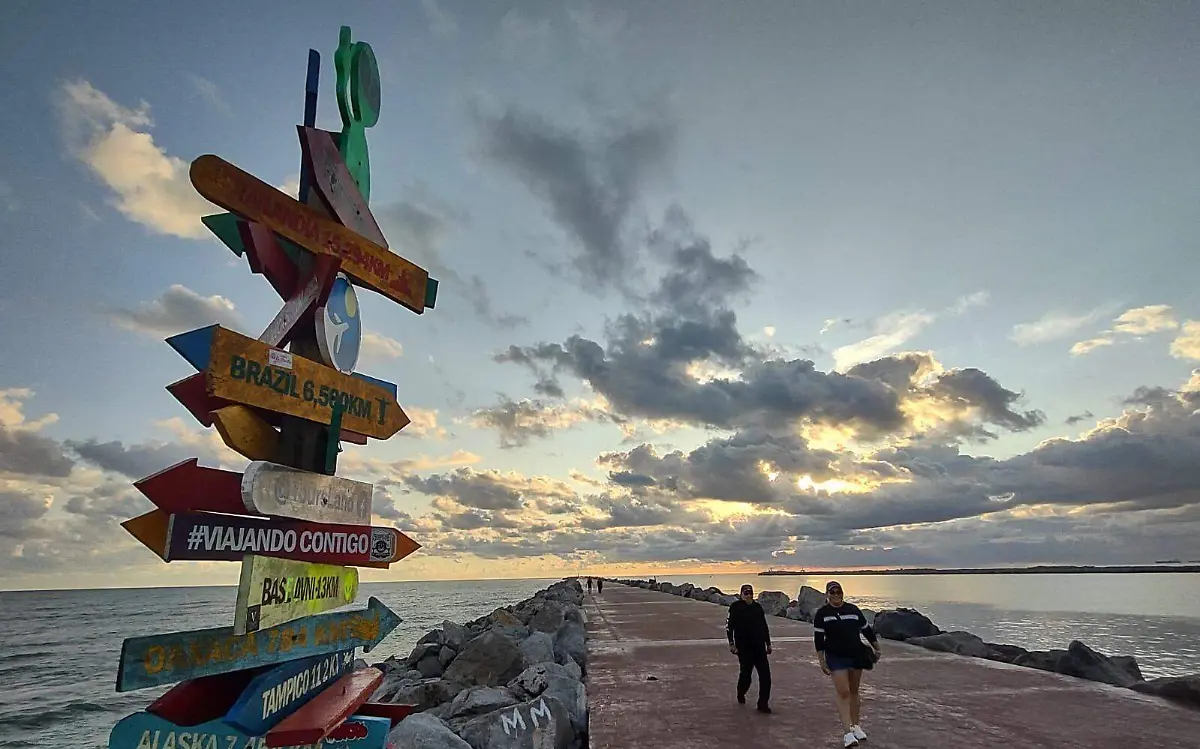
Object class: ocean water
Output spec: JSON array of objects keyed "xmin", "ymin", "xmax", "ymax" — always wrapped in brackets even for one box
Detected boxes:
[{"xmin": 2, "ymin": 574, "xmax": 1198, "ymax": 749}]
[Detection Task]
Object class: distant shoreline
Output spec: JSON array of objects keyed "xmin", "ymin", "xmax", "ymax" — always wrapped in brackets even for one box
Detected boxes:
[{"xmin": 757, "ymin": 564, "xmax": 1200, "ymax": 576}]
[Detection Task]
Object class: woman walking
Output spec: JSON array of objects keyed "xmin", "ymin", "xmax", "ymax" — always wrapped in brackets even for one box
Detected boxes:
[{"xmin": 813, "ymin": 581, "xmax": 881, "ymax": 747}]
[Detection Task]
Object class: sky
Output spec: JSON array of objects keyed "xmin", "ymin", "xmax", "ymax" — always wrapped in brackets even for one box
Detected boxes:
[{"xmin": 1, "ymin": 0, "xmax": 1199, "ymax": 590}]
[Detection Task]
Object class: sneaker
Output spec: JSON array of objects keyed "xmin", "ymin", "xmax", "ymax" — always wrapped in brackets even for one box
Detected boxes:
[
  {"xmin": 843, "ymin": 732, "xmax": 860, "ymax": 748},
  {"xmin": 851, "ymin": 724, "xmax": 867, "ymax": 741},
  {"xmin": 736, "ymin": 693, "xmax": 746, "ymax": 704}
]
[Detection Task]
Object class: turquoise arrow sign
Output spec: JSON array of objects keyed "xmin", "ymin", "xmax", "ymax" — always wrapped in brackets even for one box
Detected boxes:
[
  {"xmin": 116, "ymin": 596, "xmax": 401, "ymax": 691},
  {"xmin": 225, "ymin": 649, "xmax": 354, "ymax": 735},
  {"xmin": 165, "ymin": 325, "xmax": 398, "ymax": 399},
  {"xmin": 109, "ymin": 710, "xmax": 389, "ymax": 749}
]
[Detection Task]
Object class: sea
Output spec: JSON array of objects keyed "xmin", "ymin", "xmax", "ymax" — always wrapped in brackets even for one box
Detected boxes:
[{"xmin": 1, "ymin": 573, "xmax": 1198, "ymax": 749}]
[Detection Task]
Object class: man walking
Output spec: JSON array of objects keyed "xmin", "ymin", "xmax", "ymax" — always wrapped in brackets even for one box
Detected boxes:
[{"xmin": 726, "ymin": 583, "xmax": 772, "ymax": 712}]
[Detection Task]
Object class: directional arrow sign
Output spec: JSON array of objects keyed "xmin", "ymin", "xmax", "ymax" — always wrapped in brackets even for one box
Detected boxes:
[
  {"xmin": 265, "ymin": 667, "xmax": 384, "ymax": 748},
  {"xmin": 147, "ymin": 668, "xmax": 262, "ymax": 726},
  {"xmin": 225, "ymin": 649, "xmax": 354, "ymax": 735},
  {"xmin": 166, "ymin": 326, "xmax": 408, "ymax": 440},
  {"xmin": 299, "ymin": 126, "xmax": 388, "ymax": 248},
  {"xmin": 190, "ymin": 154, "xmax": 431, "ymax": 313},
  {"xmin": 134, "ymin": 458, "xmax": 376, "ymax": 524},
  {"xmin": 235, "ymin": 554, "xmax": 359, "ymax": 635},
  {"xmin": 121, "ymin": 509, "xmax": 418, "ymax": 567},
  {"xmin": 243, "ymin": 460, "xmax": 373, "ymax": 524},
  {"xmin": 117, "ymin": 596, "xmax": 400, "ymax": 691},
  {"xmin": 213, "ymin": 405, "xmax": 284, "ymax": 461},
  {"xmin": 108, "ymin": 711, "xmax": 388, "ymax": 749}
]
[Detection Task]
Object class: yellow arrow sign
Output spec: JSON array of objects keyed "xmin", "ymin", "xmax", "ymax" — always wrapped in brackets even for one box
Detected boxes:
[{"xmin": 235, "ymin": 554, "xmax": 359, "ymax": 635}]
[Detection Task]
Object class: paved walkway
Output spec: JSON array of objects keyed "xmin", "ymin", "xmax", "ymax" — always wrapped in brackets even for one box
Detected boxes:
[{"xmin": 584, "ymin": 583, "xmax": 1199, "ymax": 748}]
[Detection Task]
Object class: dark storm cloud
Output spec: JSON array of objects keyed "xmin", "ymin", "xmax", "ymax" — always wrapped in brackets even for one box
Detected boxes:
[
  {"xmin": 0, "ymin": 428, "xmax": 74, "ymax": 478},
  {"xmin": 403, "ymin": 469, "xmax": 526, "ymax": 511},
  {"xmin": 927, "ymin": 368, "xmax": 1045, "ymax": 432},
  {"xmin": 65, "ymin": 438, "xmax": 192, "ymax": 480},
  {"xmin": 0, "ymin": 490, "xmax": 51, "ymax": 539},
  {"xmin": 470, "ymin": 397, "xmax": 624, "ymax": 448},
  {"xmin": 1065, "ymin": 410, "xmax": 1094, "ymax": 425},
  {"xmin": 475, "ymin": 105, "xmax": 675, "ymax": 293},
  {"xmin": 376, "ymin": 198, "xmax": 526, "ymax": 328}
]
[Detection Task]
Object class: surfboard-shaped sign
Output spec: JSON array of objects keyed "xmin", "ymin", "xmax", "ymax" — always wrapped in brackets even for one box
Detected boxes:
[
  {"xmin": 225, "ymin": 649, "xmax": 355, "ymax": 735},
  {"xmin": 108, "ymin": 710, "xmax": 388, "ymax": 749},
  {"xmin": 234, "ymin": 554, "xmax": 358, "ymax": 635}
]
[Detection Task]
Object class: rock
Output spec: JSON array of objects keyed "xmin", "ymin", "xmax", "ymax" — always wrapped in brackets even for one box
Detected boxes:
[
  {"xmin": 443, "ymin": 620, "xmax": 469, "ymax": 651},
  {"xmin": 444, "ymin": 686, "xmax": 520, "ymax": 722},
  {"xmin": 554, "ymin": 620, "xmax": 587, "ymax": 672},
  {"xmin": 387, "ymin": 712, "xmax": 472, "ymax": 749},
  {"xmin": 409, "ymin": 642, "xmax": 445, "ymax": 667},
  {"xmin": 440, "ymin": 646, "xmax": 457, "ymax": 667},
  {"xmin": 861, "ymin": 608, "xmax": 876, "ymax": 627},
  {"xmin": 1131, "ymin": 676, "xmax": 1200, "ymax": 709},
  {"xmin": 562, "ymin": 604, "xmax": 585, "ymax": 625},
  {"xmin": 456, "ymin": 694, "xmax": 575, "ymax": 749},
  {"xmin": 1112, "ymin": 655, "xmax": 1144, "ymax": 683},
  {"xmin": 559, "ymin": 658, "xmax": 582, "ymax": 682},
  {"xmin": 756, "ymin": 590, "xmax": 791, "ymax": 617},
  {"xmin": 491, "ymin": 609, "xmax": 524, "ymax": 628},
  {"xmin": 380, "ymin": 679, "xmax": 462, "ymax": 711},
  {"xmin": 507, "ymin": 662, "xmax": 581, "ymax": 701},
  {"xmin": 716, "ymin": 594, "xmax": 738, "ymax": 606},
  {"xmin": 793, "ymin": 586, "xmax": 826, "ymax": 622},
  {"xmin": 444, "ymin": 630, "xmax": 528, "ymax": 688},
  {"xmin": 529, "ymin": 602, "xmax": 566, "ymax": 633},
  {"xmin": 378, "ymin": 657, "xmax": 407, "ymax": 676},
  {"xmin": 983, "ymin": 643, "xmax": 1028, "ymax": 664},
  {"xmin": 873, "ymin": 608, "xmax": 940, "ymax": 641},
  {"xmin": 518, "ymin": 631, "xmax": 555, "ymax": 667},
  {"xmin": 1013, "ymin": 641, "xmax": 1141, "ymax": 688},
  {"xmin": 417, "ymin": 653, "xmax": 446, "ymax": 679},
  {"xmin": 418, "ymin": 629, "xmax": 446, "ymax": 647},
  {"xmin": 784, "ymin": 603, "xmax": 806, "ymax": 620},
  {"xmin": 908, "ymin": 631, "xmax": 990, "ymax": 658},
  {"xmin": 543, "ymin": 675, "xmax": 587, "ymax": 736}
]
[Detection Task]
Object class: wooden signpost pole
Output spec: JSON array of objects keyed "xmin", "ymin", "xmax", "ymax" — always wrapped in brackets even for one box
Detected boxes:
[{"xmin": 111, "ymin": 25, "xmax": 430, "ymax": 748}]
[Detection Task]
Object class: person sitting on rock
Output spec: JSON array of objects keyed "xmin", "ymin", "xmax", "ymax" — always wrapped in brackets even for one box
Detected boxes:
[
  {"xmin": 726, "ymin": 583, "xmax": 772, "ymax": 713},
  {"xmin": 814, "ymin": 580, "xmax": 881, "ymax": 747}
]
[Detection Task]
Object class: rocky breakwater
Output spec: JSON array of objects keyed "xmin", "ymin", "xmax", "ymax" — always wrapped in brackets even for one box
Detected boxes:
[
  {"xmin": 607, "ymin": 577, "xmax": 1200, "ymax": 711},
  {"xmin": 371, "ymin": 579, "xmax": 588, "ymax": 749}
]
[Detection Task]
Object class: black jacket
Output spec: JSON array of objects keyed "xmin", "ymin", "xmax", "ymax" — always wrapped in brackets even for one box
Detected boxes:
[
  {"xmin": 813, "ymin": 602, "xmax": 877, "ymax": 659},
  {"xmin": 726, "ymin": 599, "xmax": 771, "ymax": 649}
]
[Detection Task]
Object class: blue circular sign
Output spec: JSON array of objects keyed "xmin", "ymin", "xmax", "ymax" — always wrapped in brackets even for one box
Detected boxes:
[{"xmin": 316, "ymin": 273, "xmax": 362, "ymax": 373}]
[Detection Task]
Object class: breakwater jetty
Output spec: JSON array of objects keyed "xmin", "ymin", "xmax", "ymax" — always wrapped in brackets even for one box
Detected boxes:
[{"xmin": 582, "ymin": 579, "xmax": 1200, "ymax": 748}]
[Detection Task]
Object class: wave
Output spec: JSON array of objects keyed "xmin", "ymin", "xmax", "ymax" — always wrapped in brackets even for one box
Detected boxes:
[
  {"xmin": 0, "ymin": 651, "xmax": 55, "ymax": 665},
  {"xmin": 0, "ymin": 702, "xmax": 111, "ymax": 731}
]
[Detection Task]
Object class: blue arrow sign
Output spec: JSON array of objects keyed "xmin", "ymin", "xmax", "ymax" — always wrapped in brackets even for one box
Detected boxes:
[
  {"xmin": 109, "ymin": 710, "xmax": 388, "ymax": 749},
  {"xmin": 166, "ymin": 326, "xmax": 396, "ymax": 398},
  {"xmin": 225, "ymin": 649, "xmax": 354, "ymax": 735},
  {"xmin": 117, "ymin": 596, "xmax": 401, "ymax": 692}
]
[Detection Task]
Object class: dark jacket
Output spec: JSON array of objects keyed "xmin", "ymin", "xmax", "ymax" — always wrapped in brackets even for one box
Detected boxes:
[
  {"xmin": 813, "ymin": 602, "xmax": 877, "ymax": 659},
  {"xmin": 726, "ymin": 599, "xmax": 771, "ymax": 650}
]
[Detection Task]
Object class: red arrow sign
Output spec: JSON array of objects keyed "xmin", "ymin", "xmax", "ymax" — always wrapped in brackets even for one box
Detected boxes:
[
  {"xmin": 265, "ymin": 667, "xmax": 383, "ymax": 747},
  {"xmin": 134, "ymin": 458, "xmax": 245, "ymax": 515}
]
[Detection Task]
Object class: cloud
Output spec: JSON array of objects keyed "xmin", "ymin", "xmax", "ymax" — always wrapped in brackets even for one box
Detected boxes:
[
  {"xmin": 1065, "ymin": 410, "xmax": 1094, "ymax": 426},
  {"xmin": 362, "ymin": 332, "xmax": 404, "ymax": 359},
  {"xmin": 185, "ymin": 74, "xmax": 231, "ymax": 115},
  {"xmin": 65, "ymin": 438, "xmax": 194, "ymax": 480},
  {"xmin": 1011, "ymin": 308, "xmax": 1107, "ymax": 345},
  {"xmin": 474, "ymin": 104, "xmax": 675, "ymax": 295},
  {"xmin": 0, "ymin": 391, "xmax": 73, "ymax": 478},
  {"xmin": 831, "ymin": 292, "xmax": 988, "ymax": 371},
  {"xmin": 1071, "ymin": 304, "xmax": 1179, "ymax": 356},
  {"xmin": 470, "ymin": 397, "xmax": 621, "ymax": 448},
  {"xmin": 109, "ymin": 284, "xmax": 241, "ymax": 336},
  {"xmin": 376, "ymin": 196, "xmax": 526, "ymax": 328},
  {"xmin": 399, "ymin": 408, "xmax": 447, "ymax": 440},
  {"xmin": 420, "ymin": 0, "xmax": 458, "ymax": 37},
  {"xmin": 55, "ymin": 79, "xmax": 213, "ymax": 239},
  {"xmin": 1169, "ymin": 321, "xmax": 1200, "ymax": 361}
]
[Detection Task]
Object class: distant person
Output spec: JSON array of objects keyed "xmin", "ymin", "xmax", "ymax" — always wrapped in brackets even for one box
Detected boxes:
[
  {"xmin": 587, "ymin": 577, "xmax": 594, "ymax": 593},
  {"xmin": 814, "ymin": 581, "xmax": 881, "ymax": 747},
  {"xmin": 597, "ymin": 578, "xmax": 604, "ymax": 594},
  {"xmin": 725, "ymin": 583, "xmax": 772, "ymax": 713}
]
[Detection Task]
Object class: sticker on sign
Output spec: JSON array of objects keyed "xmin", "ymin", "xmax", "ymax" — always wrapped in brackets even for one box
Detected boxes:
[{"xmin": 268, "ymin": 350, "xmax": 294, "ymax": 369}]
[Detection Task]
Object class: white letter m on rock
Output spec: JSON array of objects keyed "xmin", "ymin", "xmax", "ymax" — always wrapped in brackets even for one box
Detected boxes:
[
  {"xmin": 501, "ymin": 706, "xmax": 527, "ymax": 736},
  {"xmin": 529, "ymin": 698, "xmax": 552, "ymax": 729}
]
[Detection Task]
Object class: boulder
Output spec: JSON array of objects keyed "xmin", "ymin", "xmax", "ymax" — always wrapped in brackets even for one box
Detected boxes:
[
  {"xmin": 529, "ymin": 602, "xmax": 566, "ymax": 633},
  {"xmin": 518, "ymin": 631, "xmax": 555, "ymax": 667},
  {"xmin": 387, "ymin": 712, "xmax": 472, "ymax": 749},
  {"xmin": 793, "ymin": 586, "xmax": 826, "ymax": 622},
  {"xmin": 908, "ymin": 631, "xmax": 990, "ymax": 658},
  {"xmin": 1112, "ymin": 655, "xmax": 1144, "ymax": 683},
  {"xmin": 417, "ymin": 653, "xmax": 446, "ymax": 679},
  {"xmin": 409, "ymin": 642, "xmax": 445, "ymax": 667},
  {"xmin": 716, "ymin": 594, "xmax": 739, "ymax": 606},
  {"xmin": 444, "ymin": 686, "xmax": 520, "ymax": 722},
  {"xmin": 983, "ymin": 643, "xmax": 1028, "ymax": 664},
  {"xmin": 455, "ymin": 694, "xmax": 575, "ymax": 749},
  {"xmin": 507, "ymin": 662, "xmax": 582, "ymax": 701},
  {"xmin": 378, "ymin": 679, "xmax": 462, "ymax": 711},
  {"xmin": 443, "ymin": 631, "xmax": 527, "ymax": 688},
  {"xmin": 443, "ymin": 620, "xmax": 469, "ymax": 652},
  {"xmin": 554, "ymin": 620, "xmax": 587, "ymax": 672},
  {"xmin": 783, "ymin": 603, "xmax": 806, "ymax": 620},
  {"xmin": 872, "ymin": 608, "xmax": 940, "ymax": 641},
  {"xmin": 756, "ymin": 591, "xmax": 791, "ymax": 617},
  {"xmin": 1013, "ymin": 641, "xmax": 1142, "ymax": 688},
  {"xmin": 440, "ymin": 646, "xmax": 457, "ymax": 667},
  {"xmin": 1131, "ymin": 676, "xmax": 1200, "ymax": 709}
]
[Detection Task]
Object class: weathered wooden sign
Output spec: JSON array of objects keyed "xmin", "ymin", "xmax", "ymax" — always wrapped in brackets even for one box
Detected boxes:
[
  {"xmin": 121, "ymin": 509, "xmax": 418, "ymax": 567},
  {"xmin": 214, "ymin": 405, "xmax": 284, "ymax": 461},
  {"xmin": 235, "ymin": 554, "xmax": 359, "ymax": 635},
  {"xmin": 225, "ymin": 649, "xmax": 354, "ymax": 735},
  {"xmin": 108, "ymin": 710, "xmax": 389, "ymax": 749},
  {"xmin": 190, "ymin": 154, "xmax": 432, "ymax": 313},
  {"xmin": 134, "ymin": 458, "xmax": 244, "ymax": 515},
  {"xmin": 243, "ymin": 461, "xmax": 373, "ymax": 524},
  {"xmin": 167, "ymin": 325, "xmax": 409, "ymax": 440},
  {"xmin": 117, "ymin": 596, "xmax": 400, "ymax": 691},
  {"xmin": 265, "ymin": 667, "xmax": 384, "ymax": 748},
  {"xmin": 147, "ymin": 668, "xmax": 261, "ymax": 726},
  {"xmin": 299, "ymin": 127, "xmax": 387, "ymax": 248}
]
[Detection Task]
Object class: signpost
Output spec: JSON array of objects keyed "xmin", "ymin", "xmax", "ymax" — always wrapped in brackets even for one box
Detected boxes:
[
  {"xmin": 122, "ymin": 509, "xmax": 419, "ymax": 566},
  {"xmin": 112, "ymin": 24, "xmax": 428, "ymax": 746},
  {"xmin": 117, "ymin": 597, "xmax": 401, "ymax": 691},
  {"xmin": 234, "ymin": 554, "xmax": 359, "ymax": 635}
]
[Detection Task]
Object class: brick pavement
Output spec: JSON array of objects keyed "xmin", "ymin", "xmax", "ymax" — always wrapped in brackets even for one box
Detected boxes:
[{"xmin": 585, "ymin": 583, "xmax": 1199, "ymax": 748}]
